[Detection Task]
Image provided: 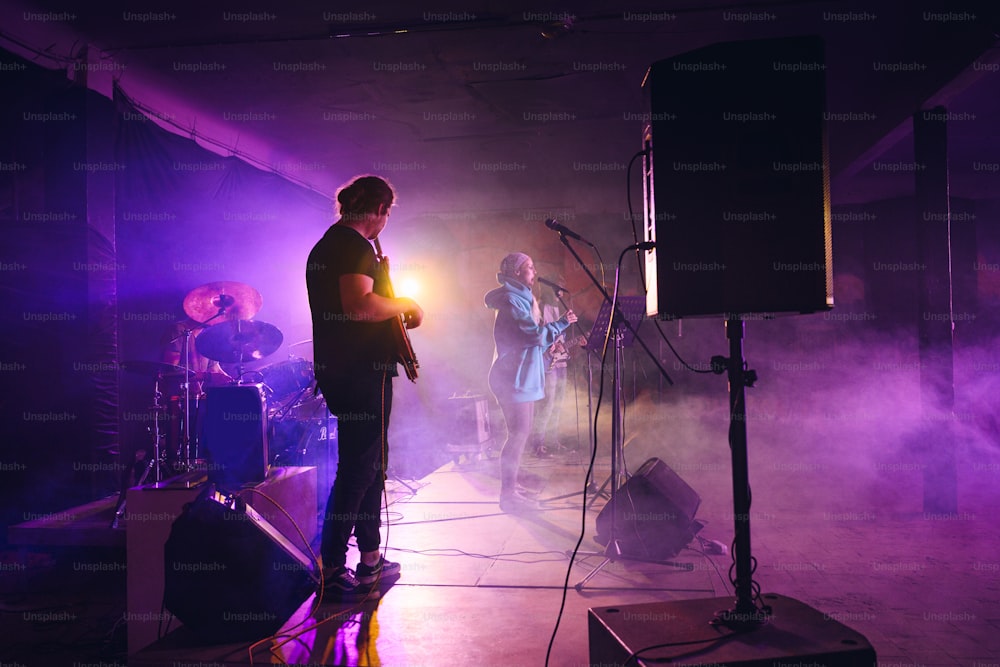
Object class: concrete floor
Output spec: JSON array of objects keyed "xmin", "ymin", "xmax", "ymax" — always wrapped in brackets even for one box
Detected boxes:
[{"xmin": 2, "ymin": 434, "xmax": 998, "ymax": 666}]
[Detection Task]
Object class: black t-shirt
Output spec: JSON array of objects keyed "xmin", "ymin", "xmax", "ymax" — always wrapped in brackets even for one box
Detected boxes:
[{"xmin": 306, "ymin": 224, "xmax": 395, "ymax": 378}]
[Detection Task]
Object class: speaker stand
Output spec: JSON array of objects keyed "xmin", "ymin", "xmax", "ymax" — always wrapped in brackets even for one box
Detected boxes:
[
  {"xmin": 573, "ymin": 538, "xmax": 694, "ymax": 591},
  {"xmin": 588, "ymin": 321, "xmax": 875, "ymax": 664},
  {"xmin": 711, "ymin": 317, "xmax": 767, "ymax": 627}
]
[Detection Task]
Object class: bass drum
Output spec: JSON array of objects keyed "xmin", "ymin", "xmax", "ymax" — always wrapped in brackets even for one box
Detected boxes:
[{"xmin": 259, "ymin": 357, "xmax": 315, "ymax": 404}]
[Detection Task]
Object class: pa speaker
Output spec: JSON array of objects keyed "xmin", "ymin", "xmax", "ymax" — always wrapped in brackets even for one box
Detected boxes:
[
  {"xmin": 203, "ymin": 384, "xmax": 269, "ymax": 488},
  {"xmin": 642, "ymin": 35, "xmax": 833, "ymax": 319},
  {"xmin": 164, "ymin": 487, "xmax": 316, "ymax": 643},
  {"xmin": 596, "ymin": 458, "xmax": 701, "ymax": 560}
]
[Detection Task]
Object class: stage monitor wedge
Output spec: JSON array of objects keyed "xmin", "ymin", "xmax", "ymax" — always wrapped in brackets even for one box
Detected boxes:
[
  {"xmin": 642, "ymin": 35, "xmax": 833, "ymax": 319},
  {"xmin": 163, "ymin": 488, "xmax": 317, "ymax": 643},
  {"xmin": 595, "ymin": 457, "xmax": 702, "ymax": 560}
]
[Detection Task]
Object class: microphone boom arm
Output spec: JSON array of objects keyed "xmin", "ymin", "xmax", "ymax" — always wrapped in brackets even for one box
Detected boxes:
[{"xmin": 556, "ymin": 234, "xmax": 673, "ymax": 386}]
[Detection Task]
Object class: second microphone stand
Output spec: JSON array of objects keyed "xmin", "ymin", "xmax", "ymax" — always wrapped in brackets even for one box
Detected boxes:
[{"xmin": 538, "ymin": 285, "xmax": 600, "ymax": 503}]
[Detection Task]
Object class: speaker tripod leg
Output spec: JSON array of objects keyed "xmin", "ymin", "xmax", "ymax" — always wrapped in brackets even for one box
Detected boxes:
[
  {"xmin": 571, "ymin": 534, "xmax": 697, "ymax": 591},
  {"xmin": 573, "ymin": 538, "xmax": 626, "ymax": 591},
  {"xmin": 574, "ymin": 555, "xmax": 613, "ymax": 591}
]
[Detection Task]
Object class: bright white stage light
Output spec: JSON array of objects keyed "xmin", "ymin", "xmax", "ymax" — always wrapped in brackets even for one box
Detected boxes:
[{"xmin": 398, "ymin": 277, "xmax": 420, "ymax": 298}]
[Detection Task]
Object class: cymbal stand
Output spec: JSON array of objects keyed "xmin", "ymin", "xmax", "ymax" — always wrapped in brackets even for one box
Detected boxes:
[
  {"xmin": 172, "ymin": 307, "xmax": 227, "ymax": 467},
  {"xmin": 111, "ymin": 373, "xmax": 168, "ymax": 527},
  {"xmin": 180, "ymin": 326, "xmax": 195, "ymax": 464}
]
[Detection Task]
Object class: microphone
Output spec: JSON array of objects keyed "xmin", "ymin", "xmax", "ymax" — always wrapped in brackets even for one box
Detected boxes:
[
  {"xmin": 538, "ymin": 277, "xmax": 569, "ymax": 293},
  {"xmin": 544, "ymin": 218, "xmax": 594, "ymax": 246}
]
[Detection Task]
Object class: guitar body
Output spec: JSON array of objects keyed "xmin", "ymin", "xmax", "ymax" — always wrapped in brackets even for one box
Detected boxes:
[
  {"xmin": 374, "ymin": 238, "xmax": 419, "ymax": 382},
  {"xmin": 546, "ymin": 334, "xmax": 587, "ymax": 370}
]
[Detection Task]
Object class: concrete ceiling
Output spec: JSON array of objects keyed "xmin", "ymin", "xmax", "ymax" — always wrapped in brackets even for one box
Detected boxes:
[{"xmin": 3, "ymin": 0, "xmax": 999, "ymax": 215}]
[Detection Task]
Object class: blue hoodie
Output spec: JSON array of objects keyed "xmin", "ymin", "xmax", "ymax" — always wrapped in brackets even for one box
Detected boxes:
[{"xmin": 484, "ymin": 274, "xmax": 571, "ymax": 403}]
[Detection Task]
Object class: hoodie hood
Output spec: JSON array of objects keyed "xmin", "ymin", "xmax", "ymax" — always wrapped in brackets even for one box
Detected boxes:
[{"xmin": 484, "ymin": 273, "xmax": 532, "ymax": 309}]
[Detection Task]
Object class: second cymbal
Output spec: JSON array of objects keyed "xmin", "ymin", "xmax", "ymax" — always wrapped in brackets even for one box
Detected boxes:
[{"xmin": 195, "ymin": 319, "xmax": 283, "ymax": 364}]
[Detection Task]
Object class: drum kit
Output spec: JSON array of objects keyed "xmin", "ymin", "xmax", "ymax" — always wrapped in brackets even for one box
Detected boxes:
[{"xmin": 115, "ymin": 281, "xmax": 319, "ymax": 505}]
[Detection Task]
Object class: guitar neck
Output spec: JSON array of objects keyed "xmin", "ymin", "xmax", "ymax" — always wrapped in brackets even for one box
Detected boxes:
[
  {"xmin": 372, "ymin": 237, "xmax": 395, "ymax": 295},
  {"xmin": 372, "ymin": 236, "xmax": 419, "ymax": 382}
]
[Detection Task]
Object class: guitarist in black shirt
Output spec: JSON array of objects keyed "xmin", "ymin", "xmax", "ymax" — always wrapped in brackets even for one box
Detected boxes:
[{"xmin": 306, "ymin": 175, "xmax": 423, "ymax": 597}]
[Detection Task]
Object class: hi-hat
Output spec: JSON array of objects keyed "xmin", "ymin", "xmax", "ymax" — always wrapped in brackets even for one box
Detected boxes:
[
  {"xmin": 183, "ymin": 281, "xmax": 262, "ymax": 324},
  {"xmin": 195, "ymin": 319, "xmax": 283, "ymax": 364}
]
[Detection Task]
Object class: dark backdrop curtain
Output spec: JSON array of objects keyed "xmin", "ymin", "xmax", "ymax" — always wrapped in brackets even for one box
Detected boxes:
[
  {"xmin": 0, "ymin": 54, "xmax": 117, "ymax": 528},
  {"xmin": 112, "ymin": 83, "xmax": 333, "ymax": 479}
]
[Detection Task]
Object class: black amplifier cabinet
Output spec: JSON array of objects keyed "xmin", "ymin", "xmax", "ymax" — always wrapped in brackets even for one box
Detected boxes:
[{"xmin": 203, "ymin": 384, "xmax": 269, "ymax": 488}]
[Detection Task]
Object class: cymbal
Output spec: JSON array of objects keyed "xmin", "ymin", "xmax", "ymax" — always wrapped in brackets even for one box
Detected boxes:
[
  {"xmin": 183, "ymin": 281, "xmax": 263, "ymax": 324},
  {"xmin": 195, "ymin": 320, "xmax": 283, "ymax": 364}
]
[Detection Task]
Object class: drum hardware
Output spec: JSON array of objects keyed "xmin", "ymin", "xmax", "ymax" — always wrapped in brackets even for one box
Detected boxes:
[
  {"xmin": 174, "ymin": 281, "xmax": 268, "ymax": 464},
  {"xmin": 120, "ymin": 360, "xmax": 205, "ymax": 467},
  {"xmin": 112, "ymin": 364, "xmax": 175, "ymax": 527},
  {"xmin": 165, "ymin": 323, "xmax": 226, "ymax": 467},
  {"xmin": 268, "ymin": 383, "xmax": 309, "ymax": 421},
  {"xmin": 268, "ymin": 398, "xmax": 333, "ymax": 473},
  {"xmin": 266, "ymin": 381, "xmax": 320, "ymax": 468},
  {"xmin": 115, "ymin": 282, "xmax": 284, "ymax": 522},
  {"xmin": 258, "ymin": 357, "xmax": 315, "ymax": 409},
  {"xmin": 119, "ymin": 360, "xmax": 189, "ymax": 377}
]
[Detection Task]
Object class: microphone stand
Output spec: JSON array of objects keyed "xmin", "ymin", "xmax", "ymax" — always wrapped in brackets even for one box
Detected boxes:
[
  {"xmin": 547, "ymin": 231, "xmax": 684, "ymax": 590},
  {"xmin": 538, "ymin": 288, "xmax": 599, "ymax": 502},
  {"xmin": 552, "ymin": 232, "xmax": 674, "ymax": 387}
]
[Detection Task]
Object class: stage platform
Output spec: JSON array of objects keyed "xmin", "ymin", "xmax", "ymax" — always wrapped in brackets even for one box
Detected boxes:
[
  {"xmin": 2, "ymin": 450, "xmax": 998, "ymax": 666},
  {"xmin": 7, "ymin": 493, "xmax": 126, "ymax": 549}
]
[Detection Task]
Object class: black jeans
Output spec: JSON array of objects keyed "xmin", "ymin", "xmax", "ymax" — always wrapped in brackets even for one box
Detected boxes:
[{"xmin": 317, "ymin": 371, "xmax": 392, "ymax": 568}]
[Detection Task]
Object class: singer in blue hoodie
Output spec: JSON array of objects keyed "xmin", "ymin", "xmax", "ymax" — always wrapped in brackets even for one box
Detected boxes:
[{"xmin": 484, "ymin": 252, "xmax": 576, "ymax": 512}]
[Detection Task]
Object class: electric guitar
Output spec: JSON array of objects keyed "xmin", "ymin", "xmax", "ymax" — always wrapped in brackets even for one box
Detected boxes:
[
  {"xmin": 546, "ymin": 334, "xmax": 588, "ymax": 370},
  {"xmin": 373, "ymin": 237, "xmax": 419, "ymax": 382}
]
